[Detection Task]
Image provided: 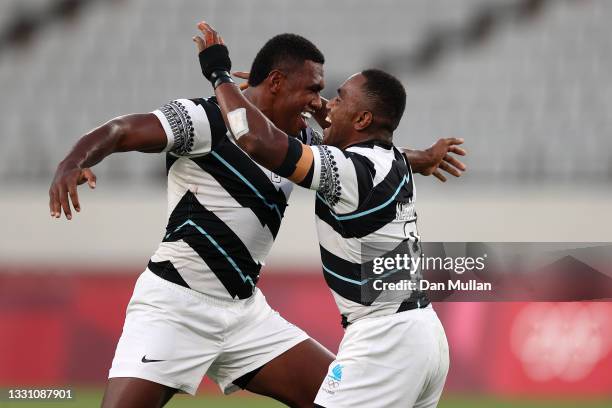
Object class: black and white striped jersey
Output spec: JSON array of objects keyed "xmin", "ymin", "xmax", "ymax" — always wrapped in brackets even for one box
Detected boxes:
[
  {"xmin": 149, "ymin": 97, "xmax": 320, "ymax": 300},
  {"xmin": 303, "ymin": 141, "xmax": 423, "ymax": 325}
]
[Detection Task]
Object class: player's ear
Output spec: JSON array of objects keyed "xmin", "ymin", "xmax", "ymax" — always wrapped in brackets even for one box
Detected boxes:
[
  {"xmin": 354, "ymin": 110, "xmax": 373, "ymax": 131},
  {"xmin": 267, "ymin": 70, "xmax": 285, "ymax": 95}
]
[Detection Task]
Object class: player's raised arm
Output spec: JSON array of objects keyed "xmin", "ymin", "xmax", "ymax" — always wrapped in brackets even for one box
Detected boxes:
[{"xmin": 194, "ymin": 22, "xmax": 304, "ymax": 175}]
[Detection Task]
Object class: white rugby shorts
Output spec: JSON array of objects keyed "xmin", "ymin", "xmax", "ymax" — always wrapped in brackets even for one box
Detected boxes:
[
  {"xmin": 314, "ymin": 305, "xmax": 449, "ymax": 408},
  {"xmin": 108, "ymin": 269, "xmax": 309, "ymax": 395}
]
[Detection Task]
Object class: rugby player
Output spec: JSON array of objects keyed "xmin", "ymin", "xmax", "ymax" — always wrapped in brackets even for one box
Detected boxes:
[
  {"xmin": 49, "ymin": 33, "xmax": 463, "ymax": 408},
  {"xmin": 196, "ymin": 22, "xmax": 451, "ymax": 407}
]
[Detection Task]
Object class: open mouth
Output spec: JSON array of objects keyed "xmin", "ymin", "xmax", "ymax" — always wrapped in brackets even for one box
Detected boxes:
[
  {"xmin": 298, "ymin": 112, "xmax": 310, "ymax": 130},
  {"xmin": 298, "ymin": 111, "xmax": 332, "ymax": 128}
]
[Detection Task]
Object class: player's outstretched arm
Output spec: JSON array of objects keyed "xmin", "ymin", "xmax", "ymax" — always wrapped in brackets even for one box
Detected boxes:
[
  {"xmin": 49, "ymin": 113, "xmax": 167, "ymax": 220},
  {"xmin": 402, "ymin": 138, "xmax": 467, "ymax": 182}
]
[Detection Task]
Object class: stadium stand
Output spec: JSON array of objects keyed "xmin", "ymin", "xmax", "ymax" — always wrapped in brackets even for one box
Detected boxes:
[{"xmin": 0, "ymin": 0, "xmax": 610, "ymax": 185}]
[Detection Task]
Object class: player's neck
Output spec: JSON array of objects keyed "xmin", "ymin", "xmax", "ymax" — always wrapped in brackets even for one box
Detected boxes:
[
  {"xmin": 340, "ymin": 132, "xmax": 393, "ymax": 149},
  {"xmin": 242, "ymin": 87, "xmax": 274, "ymax": 119}
]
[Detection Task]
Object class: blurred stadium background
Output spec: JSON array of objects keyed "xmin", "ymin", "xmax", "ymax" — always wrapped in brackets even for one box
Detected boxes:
[{"xmin": 1, "ymin": 0, "xmax": 611, "ymax": 406}]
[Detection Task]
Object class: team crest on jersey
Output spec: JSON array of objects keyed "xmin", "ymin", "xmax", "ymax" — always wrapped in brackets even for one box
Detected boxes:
[{"xmin": 321, "ymin": 363, "xmax": 343, "ymax": 395}]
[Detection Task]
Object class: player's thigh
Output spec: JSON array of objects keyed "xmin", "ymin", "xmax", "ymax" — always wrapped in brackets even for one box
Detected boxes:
[
  {"xmin": 245, "ymin": 338, "xmax": 335, "ymax": 407},
  {"xmin": 101, "ymin": 377, "xmax": 177, "ymax": 408},
  {"xmin": 414, "ymin": 313, "xmax": 450, "ymax": 408},
  {"xmin": 213, "ymin": 290, "xmax": 334, "ymax": 406}
]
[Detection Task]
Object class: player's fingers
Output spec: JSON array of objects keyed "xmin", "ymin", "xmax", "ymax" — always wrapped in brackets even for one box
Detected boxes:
[
  {"xmin": 205, "ymin": 30, "xmax": 215, "ymax": 47},
  {"xmin": 208, "ymin": 23, "xmax": 221, "ymax": 44},
  {"xmin": 196, "ymin": 22, "xmax": 212, "ymax": 46},
  {"xmin": 48, "ymin": 188, "xmax": 54, "ymax": 216},
  {"xmin": 219, "ymin": 34, "xmax": 225, "ymax": 45},
  {"xmin": 206, "ymin": 22, "xmax": 219, "ymax": 44},
  {"xmin": 444, "ymin": 154, "xmax": 467, "ymax": 171},
  {"xmin": 88, "ymin": 173, "xmax": 97, "ymax": 189},
  {"xmin": 232, "ymin": 71, "xmax": 250, "ymax": 80},
  {"xmin": 58, "ymin": 184, "xmax": 72, "ymax": 220},
  {"xmin": 49, "ymin": 186, "xmax": 54, "ymax": 216},
  {"xmin": 49, "ymin": 186, "xmax": 60, "ymax": 217},
  {"xmin": 210, "ymin": 30, "xmax": 219, "ymax": 45},
  {"xmin": 76, "ymin": 169, "xmax": 87, "ymax": 185},
  {"xmin": 438, "ymin": 161, "xmax": 462, "ymax": 177},
  {"xmin": 192, "ymin": 35, "xmax": 206, "ymax": 52},
  {"xmin": 448, "ymin": 146, "xmax": 467, "ymax": 156},
  {"xmin": 232, "ymin": 71, "xmax": 250, "ymax": 90},
  {"xmin": 80, "ymin": 168, "xmax": 97, "ymax": 189},
  {"xmin": 53, "ymin": 189, "xmax": 63, "ymax": 218},
  {"xmin": 432, "ymin": 170, "xmax": 447, "ymax": 183},
  {"xmin": 444, "ymin": 137, "xmax": 464, "ymax": 146},
  {"xmin": 197, "ymin": 22, "xmax": 217, "ymax": 46},
  {"xmin": 197, "ymin": 21, "xmax": 209, "ymax": 35},
  {"xmin": 68, "ymin": 183, "xmax": 80, "ymax": 213}
]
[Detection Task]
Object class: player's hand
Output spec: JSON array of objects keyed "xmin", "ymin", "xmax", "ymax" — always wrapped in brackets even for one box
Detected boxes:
[
  {"xmin": 419, "ymin": 138, "xmax": 467, "ymax": 182},
  {"xmin": 193, "ymin": 21, "xmax": 234, "ymax": 85},
  {"xmin": 192, "ymin": 21, "xmax": 225, "ymax": 52},
  {"xmin": 233, "ymin": 71, "xmax": 250, "ymax": 91},
  {"xmin": 49, "ymin": 163, "xmax": 96, "ymax": 220}
]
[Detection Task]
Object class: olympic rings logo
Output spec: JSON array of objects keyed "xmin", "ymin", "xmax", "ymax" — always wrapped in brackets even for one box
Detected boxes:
[{"xmin": 326, "ymin": 378, "xmax": 340, "ymax": 389}]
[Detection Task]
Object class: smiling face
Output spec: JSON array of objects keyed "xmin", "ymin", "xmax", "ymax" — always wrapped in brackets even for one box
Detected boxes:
[
  {"xmin": 271, "ymin": 60, "xmax": 325, "ymax": 136},
  {"xmin": 323, "ymin": 73, "xmax": 369, "ymax": 148}
]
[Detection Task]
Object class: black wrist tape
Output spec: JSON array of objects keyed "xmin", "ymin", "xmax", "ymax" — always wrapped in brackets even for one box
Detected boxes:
[
  {"xmin": 198, "ymin": 44, "xmax": 232, "ymax": 81},
  {"xmin": 210, "ymin": 71, "xmax": 234, "ymax": 89}
]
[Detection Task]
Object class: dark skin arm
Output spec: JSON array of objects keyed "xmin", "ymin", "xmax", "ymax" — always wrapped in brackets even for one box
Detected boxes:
[{"xmin": 49, "ymin": 113, "xmax": 167, "ymax": 220}]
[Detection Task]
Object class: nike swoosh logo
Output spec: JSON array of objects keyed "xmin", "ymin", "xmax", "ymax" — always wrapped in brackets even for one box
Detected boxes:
[{"xmin": 141, "ymin": 355, "xmax": 165, "ymax": 363}]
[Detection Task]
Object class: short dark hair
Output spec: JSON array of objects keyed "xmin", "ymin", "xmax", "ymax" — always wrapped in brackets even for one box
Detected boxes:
[
  {"xmin": 361, "ymin": 69, "xmax": 407, "ymax": 132},
  {"xmin": 249, "ymin": 34, "xmax": 325, "ymax": 87}
]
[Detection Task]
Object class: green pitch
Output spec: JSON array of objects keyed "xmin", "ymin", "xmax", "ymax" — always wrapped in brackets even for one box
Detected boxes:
[{"xmin": 2, "ymin": 390, "xmax": 611, "ymax": 407}]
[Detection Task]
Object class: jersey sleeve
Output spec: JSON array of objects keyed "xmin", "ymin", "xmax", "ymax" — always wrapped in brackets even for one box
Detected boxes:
[
  {"xmin": 305, "ymin": 145, "xmax": 363, "ymax": 213},
  {"xmin": 152, "ymin": 99, "xmax": 213, "ymax": 157}
]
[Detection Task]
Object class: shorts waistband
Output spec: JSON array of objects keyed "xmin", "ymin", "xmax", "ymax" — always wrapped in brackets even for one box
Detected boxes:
[
  {"xmin": 143, "ymin": 268, "xmax": 258, "ymax": 308},
  {"xmin": 340, "ymin": 296, "xmax": 431, "ymax": 329}
]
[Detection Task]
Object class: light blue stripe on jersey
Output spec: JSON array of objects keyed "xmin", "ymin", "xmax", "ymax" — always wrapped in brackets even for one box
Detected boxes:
[
  {"xmin": 211, "ymin": 151, "xmax": 283, "ymax": 220},
  {"xmin": 317, "ymin": 174, "xmax": 409, "ymax": 221},
  {"xmin": 171, "ymin": 219, "xmax": 255, "ymax": 287},
  {"xmin": 322, "ymin": 263, "xmax": 403, "ymax": 286}
]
